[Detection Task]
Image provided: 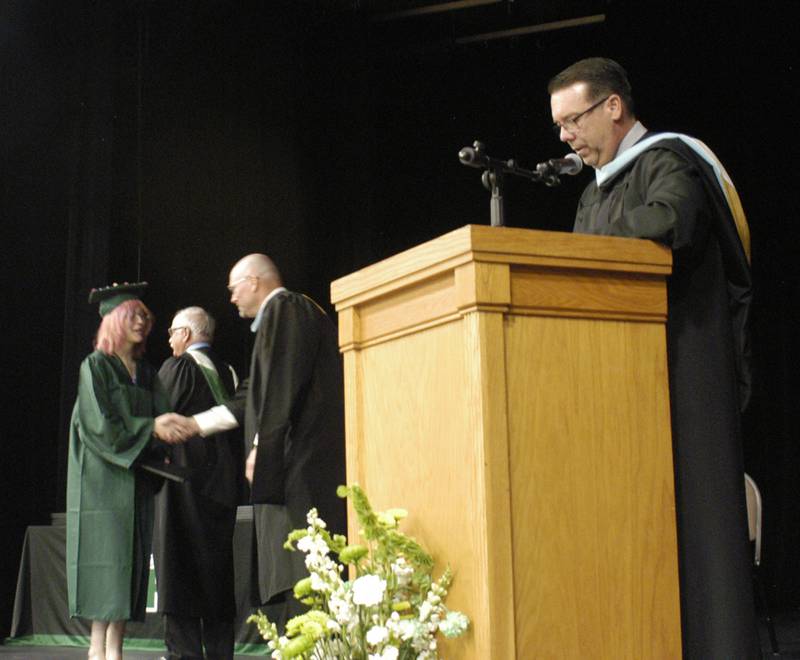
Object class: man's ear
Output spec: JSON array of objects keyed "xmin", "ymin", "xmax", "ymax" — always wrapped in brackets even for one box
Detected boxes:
[{"xmin": 608, "ymin": 94, "xmax": 624, "ymax": 121}]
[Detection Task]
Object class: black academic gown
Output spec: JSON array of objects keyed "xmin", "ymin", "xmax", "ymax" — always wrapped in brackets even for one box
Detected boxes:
[
  {"xmin": 574, "ymin": 137, "xmax": 757, "ymax": 658},
  {"xmin": 154, "ymin": 347, "xmax": 244, "ymax": 622},
  {"xmin": 226, "ymin": 290, "xmax": 347, "ymax": 604}
]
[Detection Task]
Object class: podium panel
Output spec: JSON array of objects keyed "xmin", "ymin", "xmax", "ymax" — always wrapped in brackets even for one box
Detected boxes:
[{"xmin": 331, "ymin": 225, "xmax": 681, "ymax": 658}]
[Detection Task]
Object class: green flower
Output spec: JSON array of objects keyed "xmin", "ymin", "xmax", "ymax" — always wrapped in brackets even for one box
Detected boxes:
[
  {"xmin": 377, "ymin": 512, "xmax": 399, "ymax": 528},
  {"xmin": 339, "ymin": 544, "xmax": 368, "ymax": 564},
  {"xmin": 285, "ymin": 612, "xmax": 327, "ymax": 638},
  {"xmin": 251, "ymin": 484, "xmax": 471, "ymax": 657},
  {"xmin": 246, "ymin": 611, "xmax": 279, "ymax": 642},
  {"xmin": 281, "ymin": 633, "xmax": 315, "ymax": 658},
  {"xmin": 391, "ymin": 600, "xmax": 412, "ymax": 614},
  {"xmin": 302, "ymin": 609, "xmax": 331, "ymax": 632},
  {"xmin": 284, "ymin": 528, "xmax": 308, "ymax": 551},
  {"xmin": 299, "ymin": 619, "xmax": 324, "ymax": 638},
  {"xmin": 293, "ymin": 577, "xmax": 313, "ymax": 600}
]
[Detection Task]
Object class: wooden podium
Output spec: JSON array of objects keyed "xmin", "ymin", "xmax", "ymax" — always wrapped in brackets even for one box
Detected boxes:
[{"xmin": 330, "ymin": 225, "xmax": 682, "ymax": 658}]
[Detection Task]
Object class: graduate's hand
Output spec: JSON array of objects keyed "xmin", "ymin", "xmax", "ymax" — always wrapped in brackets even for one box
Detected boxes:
[
  {"xmin": 245, "ymin": 447, "xmax": 257, "ymax": 485},
  {"xmin": 175, "ymin": 415, "xmax": 201, "ymax": 439},
  {"xmin": 153, "ymin": 413, "xmax": 194, "ymax": 444},
  {"xmin": 153, "ymin": 413, "xmax": 181, "ymax": 443}
]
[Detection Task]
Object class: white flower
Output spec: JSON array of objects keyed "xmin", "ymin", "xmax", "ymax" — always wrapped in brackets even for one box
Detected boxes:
[
  {"xmin": 297, "ymin": 534, "xmax": 329, "ymax": 557},
  {"xmin": 310, "ymin": 571, "xmax": 328, "ymax": 592},
  {"xmin": 352, "ymin": 574, "xmax": 387, "ymax": 606},
  {"xmin": 250, "ymin": 490, "xmax": 470, "ymax": 659},
  {"xmin": 391, "ymin": 556, "xmax": 414, "ymax": 586},
  {"xmin": 366, "ymin": 625, "xmax": 389, "ymax": 646},
  {"xmin": 297, "ymin": 535, "xmax": 314, "ymax": 553},
  {"xmin": 371, "ymin": 646, "xmax": 399, "ymax": 660},
  {"xmin": 438, "ymin": 610, "xmax": 470, "ymax": 638},
  {"xmin": 389, "ymin": 617, "xmax": 417, "ymax": 641},
  {"xmin": 418, "ymin": 601, "xmax": 432, "ymax": 622},
  {"xmin": 328, "ymin": 592, "xmax": 354, "ymax": 625}
]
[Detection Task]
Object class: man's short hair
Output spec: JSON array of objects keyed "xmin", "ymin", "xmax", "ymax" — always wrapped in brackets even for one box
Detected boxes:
[
  {"xmin": 548, "ymin": 57, "xmax": 635, "ymax": 116},
  {"xmin": 175, "ymin": 306, "xmax": 215, "ymax": 342}
]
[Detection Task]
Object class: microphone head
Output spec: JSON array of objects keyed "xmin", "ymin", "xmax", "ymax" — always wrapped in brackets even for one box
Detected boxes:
[
  {"xmin": 459, "ymin": 147, "xmax": 477, "ymax": 164},
  {"xmin": 563, "ymin": 153, "xmax": 583, "ymax": 175}
]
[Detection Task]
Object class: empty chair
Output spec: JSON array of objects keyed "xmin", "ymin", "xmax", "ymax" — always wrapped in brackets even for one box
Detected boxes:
[{"xmin": 744, "ymin": 472, "xmax": 779, "ymax": 656}]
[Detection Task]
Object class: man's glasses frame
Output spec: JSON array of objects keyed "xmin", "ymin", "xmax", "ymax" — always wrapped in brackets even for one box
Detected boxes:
[
  {"xmin": 227, "ymin": 275, "xmax": 257, "ymax": 293},
  {"xmin": 552, "ymin": 95, "xmax": 609, "ymax": 136}
]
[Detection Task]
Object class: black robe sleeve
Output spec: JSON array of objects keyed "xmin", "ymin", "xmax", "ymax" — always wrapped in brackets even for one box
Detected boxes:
[
  {"xmin": 250, "ymin": 294, "xmax": 321, "ymax": 504},
  {"xmin": 159, "ymin": 356, "xmax": 204, "ymax": 414},
  {"xmin": 576, "ymin": 148, "xmax": 711, "ymax": 257},
  {"xmin": 224, "ymin": 376, "xmax": 248, "ymax": 425}
]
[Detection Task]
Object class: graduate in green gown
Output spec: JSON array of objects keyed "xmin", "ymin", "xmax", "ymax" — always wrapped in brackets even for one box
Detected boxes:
[{"xmin": 66, "ymin": 283, "xmax": 184, "ymax": 660}]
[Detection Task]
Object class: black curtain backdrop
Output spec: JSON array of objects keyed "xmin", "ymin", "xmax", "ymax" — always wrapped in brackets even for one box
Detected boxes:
[{"xmin": 2, "ymin": 0, "xmax": 797, "ymax": 638}]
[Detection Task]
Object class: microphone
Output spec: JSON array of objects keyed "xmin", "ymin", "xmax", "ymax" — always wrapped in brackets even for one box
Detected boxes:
[
  {"xmin": 458, "ymin": 145, "xmax": 490, "ymax": 169},
  {"xmin": 535, "ymin": 153, "xmax": 583, "ymax": 177}
]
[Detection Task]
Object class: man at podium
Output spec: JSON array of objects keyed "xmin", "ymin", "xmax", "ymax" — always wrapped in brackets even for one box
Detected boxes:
[{"xmin": 549, "ymin": 57, "xmax": 756, "ymax": 658}]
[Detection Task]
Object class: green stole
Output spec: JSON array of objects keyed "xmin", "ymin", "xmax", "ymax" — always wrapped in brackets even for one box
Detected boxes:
[{"xmin": 187, "ymin": 348, "xmax": 229, "ymax": 405}]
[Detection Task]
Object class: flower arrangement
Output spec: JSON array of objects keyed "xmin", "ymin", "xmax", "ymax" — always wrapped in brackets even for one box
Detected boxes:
[{"xmin": 248, "ymin": 484, "xmax": 470, "ymax": 659}]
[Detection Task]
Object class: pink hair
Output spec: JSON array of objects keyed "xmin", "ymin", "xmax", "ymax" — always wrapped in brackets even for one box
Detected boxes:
[{"xmin": 94, "ymin": 299, "xmax": 154, "ymax": 359}]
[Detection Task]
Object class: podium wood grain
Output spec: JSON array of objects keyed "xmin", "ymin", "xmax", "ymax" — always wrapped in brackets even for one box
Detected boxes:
[{"xmin": 332, "ymin": 225, "xmax": 681, "ymax": 658}]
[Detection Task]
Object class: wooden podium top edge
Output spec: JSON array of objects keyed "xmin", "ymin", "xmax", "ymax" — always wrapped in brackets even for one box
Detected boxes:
[{"xmin": 330, "ymin": 224, "xmax": 672, "ymax": 306}]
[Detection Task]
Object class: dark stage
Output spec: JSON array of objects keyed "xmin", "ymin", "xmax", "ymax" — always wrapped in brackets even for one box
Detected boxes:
[{"xmin": 1, "ymin": 0, "xmax": 798, "ymax": 655}]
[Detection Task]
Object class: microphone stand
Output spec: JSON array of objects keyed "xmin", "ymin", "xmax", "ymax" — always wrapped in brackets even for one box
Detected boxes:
[
  {"xmin": 482, "ymin": 169, "xmax": 505, "ymax": 228},
  {"xmin": 459, "ymin": 140, "xmax": 561, "ymax": 227}
]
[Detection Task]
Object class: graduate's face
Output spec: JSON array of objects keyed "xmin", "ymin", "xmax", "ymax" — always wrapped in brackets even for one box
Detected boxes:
[
  {"xmin": 124, "ymin": 309, "xmax": 149, "ymax": 346},
  {"xmin": 228, "ymin": 270, "xmax": 260, "ymax": 318},
  {"xmin": 550, "ymin": 82, "xmax": 620, "ymax": 168}
]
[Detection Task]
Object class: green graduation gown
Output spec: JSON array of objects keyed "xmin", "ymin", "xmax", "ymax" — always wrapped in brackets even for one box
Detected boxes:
[{"xmin": 66, "ymin": 350, "xmax": 169, "ymax": 621}]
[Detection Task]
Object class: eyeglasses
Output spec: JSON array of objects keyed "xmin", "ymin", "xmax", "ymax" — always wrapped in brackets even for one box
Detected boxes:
[
  {"xmin": 552, "ymin": 95, "xmax": 609, "ymax": 136},
  {"xmin": 227, "ymin": 275, "xmax": 256, "ymax": 293},
  {"xmin": 168, "ymin": 326, "xmax": 187, "ymax": 337}
]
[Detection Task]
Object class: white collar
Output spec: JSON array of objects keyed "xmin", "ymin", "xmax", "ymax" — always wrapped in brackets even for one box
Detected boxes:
[
  {"xmin": 250, "ymin": 286, "xmax": 287, "ymax": 333},
  {"xmin": 614, "ymin": 121, "xmax": 647, "ymax": 158}
]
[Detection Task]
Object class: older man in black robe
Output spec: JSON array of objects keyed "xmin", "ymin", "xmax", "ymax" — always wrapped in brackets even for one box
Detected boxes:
[
  {"xmin": 177, "ymin": 255, "xmax": 346, "ymax": 627},
  {"xmin": 154, "ymin": 306, "xmax": 243, "ymax": 660},
  {"xmin": 549, "ymin": 57, "xmax": 756, "ymax": 658}
]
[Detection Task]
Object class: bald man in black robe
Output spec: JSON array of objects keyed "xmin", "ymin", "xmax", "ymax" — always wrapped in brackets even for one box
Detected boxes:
[{"xmin": 183, "ymin": 255, "xmax": 346, "ymax": 627}]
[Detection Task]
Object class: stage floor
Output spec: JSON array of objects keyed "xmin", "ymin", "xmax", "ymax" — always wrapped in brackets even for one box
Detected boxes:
[
  {"xmin": 0, "ymin": 647, "xmax": 265, "ymax": 659},
  {"xmin": 0, "ymin": 649, "xmax": 165, "ymax": 659},
  {"xmin": 2, "ymin": 610, "xmax": 800, "ymax": 659}
]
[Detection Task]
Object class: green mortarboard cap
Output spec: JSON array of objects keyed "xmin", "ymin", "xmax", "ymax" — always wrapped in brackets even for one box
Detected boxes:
[{"xmin": 89, "ymin": 281, "xmax": 148, "ymax": 317}]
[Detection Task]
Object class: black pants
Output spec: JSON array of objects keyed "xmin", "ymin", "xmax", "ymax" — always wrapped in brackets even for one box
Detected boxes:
[{"xmin": 164, "ymin": 613, "xmax": 234, "ymax": 660}]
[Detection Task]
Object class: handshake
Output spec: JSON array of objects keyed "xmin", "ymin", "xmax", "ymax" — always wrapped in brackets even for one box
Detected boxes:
[{"xmin": 154, "ymin": 413, "xmax": 201, "ymax": 444}]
